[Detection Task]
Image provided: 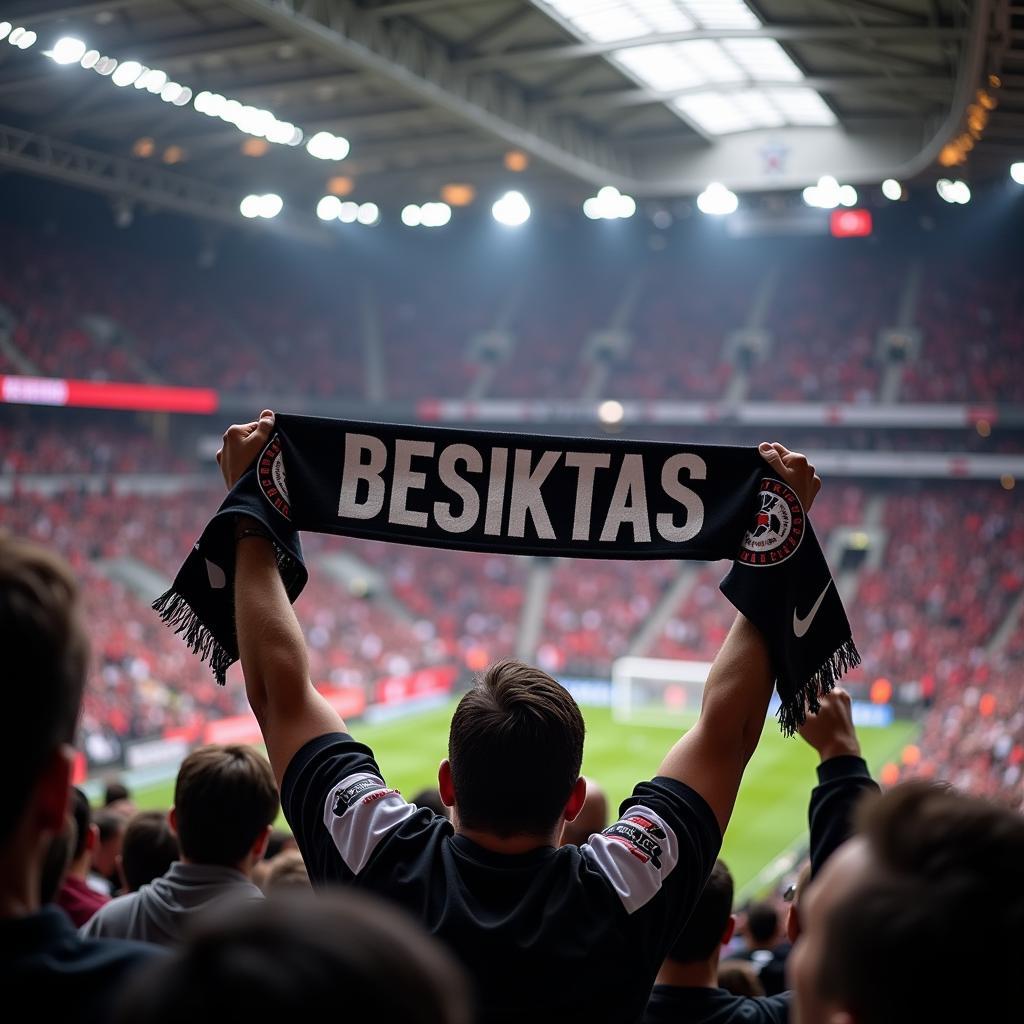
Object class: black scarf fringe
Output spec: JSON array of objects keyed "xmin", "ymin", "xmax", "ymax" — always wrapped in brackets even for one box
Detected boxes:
[
  {"xmin": 776, "ymin": 636, "xmax": 862, "ymax": 737},
  {"xmin": 152, "ymin": 587, "xmax": 234, "ymax": 686}
]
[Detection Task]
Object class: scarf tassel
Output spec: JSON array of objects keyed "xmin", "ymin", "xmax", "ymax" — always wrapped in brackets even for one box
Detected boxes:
[
  {"xmin": 776, "ymin": 636, "xmax": 862, "ymax": 737},
  {"xmin": 152, "ymin": 588, "xmax": 234, "ymax": 686}
]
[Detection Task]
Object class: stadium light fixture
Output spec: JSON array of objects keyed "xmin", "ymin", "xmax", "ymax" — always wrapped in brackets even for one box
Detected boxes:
[
  {"xmin": 316, "ymin": 195, "xmax": 342, "ymax": 221},
  {"xmin": 401, "ymin": 203, "xmax": 451, "ymax": 228},
  {"xmin": 696, "ymin": 182, "xmax": 739, "ymax": 216},
  {"xmin": 0, "ymin": 23, "xmax": 11, "ymax": 42},
  {"xmin": 306, "ymin": 132, "xmax": 350, "ymax": 161},
  {"xmin": 48, "ymin": 36, "xmax": 87, "ymax": 65},
  {"xmin": 492, "ymin": 191, "xmax": 531, "ymax": 227},
  {"xmin": 111, "ymin": 60, "xmax": 143, "ymax": 87},
  {"xmin": 936, "ymin": 178, "xmax": 970, "ymax": 205},
  {"xmin": 356, "ymin": 202, "xmax": 380, "ymax": 226},
  {"xmin": 802, "ymin": 175, "xmax": 856, "ymax": 210},
  {"xmin": 401, "ymin": 204, "xmax": 422, "ymax": 227},
  {"xmin": 881, "ymin": 179, "xmax": 903, "ymax": 201},
  {"xmin": 598, "ymin": 400, "xmax": 625, "ymax": 426},
  {"xmin": 583, "ymin": 185, "xmax": 636, "ymax": 220},
  {"xmin": 240, "ymin": 194, "xmax": 283, "ymax": 219},
  {"xmin": 240, "ymin": 195, "xmax": 262, "ymax": 219},
  {"xmin": 1011, "ymin": 162, "xmax": 1024, "ymax": 186},
  {"xmin": 80, "ymin": 49, "xmax": 100, "ymax": 69},
  {"xmin": 338, "ymin": 201, "xmax": 359, "ymax": 224}
]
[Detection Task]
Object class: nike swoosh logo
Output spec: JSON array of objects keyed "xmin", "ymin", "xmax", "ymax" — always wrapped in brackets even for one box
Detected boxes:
[{"xmin": 793, "ymin": 581, "xmax": 832, "ymax": 638}]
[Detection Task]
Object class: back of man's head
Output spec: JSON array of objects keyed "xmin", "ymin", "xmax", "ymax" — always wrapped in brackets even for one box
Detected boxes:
[
  {"xmin": 448, "ymin": 660, "xmax": 585, "ymax": 837},
  {"xmin": 807, "ymin": 782, "xmax": 1024, "ymax": 1024},
  {"xmin": 104, "ymin": 781, "xmax": 130, "ymax": 806},
  {"xmin": 121, "ymin": 811, "xmax": 180, "ymax": 892},
  {"xmin": 667, "ymin": 860, "xmax": 735, "ymax": 964},
  {"xmin": 744, "ymin": 900, "xmax": 779, "ymax": 947},
  {"xmin": 173, "ymin": 745, "xmax": 279, "ymax": 868},
  {"xmin": 114, "ymin": 889, "xmax": 472, "ymax": 1024},
  {"xmin": 0, "ymin": 536, "xmax": 88, "ymax": 847}
]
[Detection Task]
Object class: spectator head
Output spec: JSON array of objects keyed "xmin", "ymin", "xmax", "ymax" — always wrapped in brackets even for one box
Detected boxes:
[
  {"xmin": 790, "ymin": 782, "xmax": 1024, "ymax": 1024},
  {"xmin": 411, "ymin": 787, "xmax": 450, "ymax": 820},
  {"xmin": 559, "ymin": 777, "xmax": 608, "ymax": 846},
  {"xmin": 171, "ymin": 745, "xmax": 279, "ymax": 872},
  {"xmin": 104, "ymin": 781, "xmax": 130, "ymax": 806},
  {"xmin": 68, "ymin": 786, "xmax": 97, "ymax": 872},
  {"xmin": 118, "ymin": 811, "xmax": 179, "ymax": 893},
  {"xmin": 744, "ymin": 900, "xmax": 779, "ymax": 949},
  {"xmin": 718, "ymin": 959, "xmax": 766, "ymax": 999},
  {"xmin": 0, "ymin": 536, "xmax": 88, "ymax": 909},
  {"xmin": 442, "ymin": 660, "xmax": 586, "ymax": 839},
  {"xmin": 263, "ymin": 828, "xmax": 297, "ymax": 861},
  {"xmin": 92, "ymin": 809, "xmax": 128, "ymax": 880},
  {"xmin": 666, "ymin": 860, "xmax": 735, "ymax": 964},
  {"xmin": 114, "ymin": 889, "xmax": 472, "ymax": 1024},
  {"xmin": 261, "ymin": 850, "xmax": 310, "ymax": 893}
]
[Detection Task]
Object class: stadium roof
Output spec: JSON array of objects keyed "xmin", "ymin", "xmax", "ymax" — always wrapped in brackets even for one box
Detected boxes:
[{"xmin": 0, "ymin": 0, "xmax": 1018, "ymax": 235}]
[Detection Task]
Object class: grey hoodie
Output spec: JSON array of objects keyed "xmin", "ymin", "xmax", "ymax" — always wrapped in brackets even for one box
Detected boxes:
[{"xmin": 79, "ymin": 861, "xmax": 263, "ymax": 946}]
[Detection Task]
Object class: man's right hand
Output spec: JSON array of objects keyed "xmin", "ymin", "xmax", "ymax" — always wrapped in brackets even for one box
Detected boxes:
[
  {"xmin": 797, "ymin": 688, "xmax": 860, "ymax": 763},
  {"xmin": 216, "ymin": 409, "xmax": 275, "ymax": 490},
  {"xmin": 758, "ymin": 441, "xmax": 821, "ymax": 512}
]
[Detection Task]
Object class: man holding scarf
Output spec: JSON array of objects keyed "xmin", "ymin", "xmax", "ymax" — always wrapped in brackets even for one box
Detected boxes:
[{"xmin": 207, "ymin": 409, "xmax": 824, "ymax": 1024}]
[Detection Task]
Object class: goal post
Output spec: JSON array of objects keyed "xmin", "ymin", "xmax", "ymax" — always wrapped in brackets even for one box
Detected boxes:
[{"xmin": 611, "ymin": 656, "xmax": 713, "ymax": 727}]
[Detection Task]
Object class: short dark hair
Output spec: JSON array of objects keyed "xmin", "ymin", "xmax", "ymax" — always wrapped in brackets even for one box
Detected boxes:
[
  {"xmin": 69, "ymin": 786, "xmax": 92, "ymax": 861},
  {"xmin": 745, "ymin": 900, "xmax": 779, "ymax": 945},
  {"xmin": 41, "ymin": 814, "xmax": 77, "ymax": 904},
  {"xmin": 122, "ymin": 811, "xmax": 179, "ymax": 892},
  {"xmin": 448, "ymin": 660, "xmax": 585, "ymax": 837},
  {"xmin": 104, "ymin": 781, "xmax": 130, "ymax": 805},
  {"xmin": 96, "ymin": 809, "xmax": 127, "ymax": 845},
  {"xmin": 114, "ymin": 890, "xmax": 472, "ymax": 1024},
  {"xmin": 818, "ymin": 782, "xmax": 1024, "ymax": 1024},
  {"xmin": 0, "ymin": 536, "xmax": 88, "ymax": 844},
  {"xmin": 667, "ymin": 860, "xmax": 734, "ymax": 963},
  {"xmin": 173, "ymin": 745, "xmax": 279, "ymax": 867}
]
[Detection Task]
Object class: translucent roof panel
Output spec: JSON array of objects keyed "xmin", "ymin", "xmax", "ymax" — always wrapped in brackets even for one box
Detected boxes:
[{"xmin": 536, "ymin": 0, "xmax": 838, "ymax": 136}]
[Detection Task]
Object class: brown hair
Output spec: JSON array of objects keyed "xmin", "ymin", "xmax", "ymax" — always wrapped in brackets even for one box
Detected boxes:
[
  {"xmin": 0, "ymin": 535, "xmax": 88, "ymax": 843},
  {"xmin": 173, "ymin": 745, "xmax": 279, "ymax": 867},
  {"xmin": 818, "ymin": 782, "xmax": 1024, "ymax": 1023},
  {"xmin": 448, "ymin": 660, "xmax": 585, "ymax": 837},
  {"xmin": 122, "ymin": 811, "xmax": 179, "ymax": 891},
  {"xmin": 667, "ymin": 859, "xmax": 734, "ymax": 963}
]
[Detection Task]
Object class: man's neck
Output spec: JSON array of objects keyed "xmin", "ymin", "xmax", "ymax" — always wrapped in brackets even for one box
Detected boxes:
[
  {"xmin": 655, "ymin": 956, "xmax": 719, "ymax": 990},
  {"xmin": 0, "ymin": 850, "xmax": 40, "ymax": 920},
  {"xmin": 455, "ymin": 826, "xmax": 556, "ymax": 855},
  {"xmin": 67, "ymin": 858, "xmax": 90, "ymax": 882},
  {"xmin": 179, "ymin": 854, "xmax": 253, "ymax": 878}
]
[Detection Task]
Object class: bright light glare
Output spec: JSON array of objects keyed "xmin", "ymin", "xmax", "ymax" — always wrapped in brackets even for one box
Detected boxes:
[
  {"xmin": 401, "ymin": 204, "xmax": 422, "ymax": 227},
  {"xmin": 881, "ymin": 178, "xmax": 902, "ymax": 201},
  {"xmin": 49, "ymin": 36, "xmax": 87, "ymax": 65},
  {"xmin": 338, "ymin": 201, "xmax": 359, "ymax": 224},
  {"xmin": 356, "ymin": 202, "xmax": 380, "ymax": 226},
  {"xmin": 421, "ymin": 202, "xmax": 451, "ymax": 227},
  {"xmin": 80, "ymin": 49, "xmax": 100, "ymax": 69},
  {"xmin": 598, "ymin": 400, "xmax": 625, "ymax": 426},
  {"xmin": 240, "ymin": 195, "xmax": 262, "ymax": 219},
  {"xmin": 306, "ymin": 132, "xmax": 350, "ymax": 161},
  {"xmin": 258, "ymin": 193, "xmax": 283, "ymax": 218},
  {"xmin": 802, "ymin": 175, "xmax": 856, "ymax": 210},
  {"xmin": 1011, "ymin": 162, "xmax": 1024, "ymax": 186},
  {"xmin": 936, "ymin": 178, "xmax": 970, "ymax": 205},
  {"xmin": 140, "ymin": 69, "xmax": 168, "ymax": 93},
  {"xmin": 316, "ymin": 195, "xmax": 342, "ymax": 221},
  {"xmin": 0, "ymin": 23, "xmax": 11, "ymax": 42},
  {"xmin": 696, "ymin": 182, "xmax": 739, "ymax": 216},
  {"xmin": 111, "ymin": 60, "xmax": 143, "ymax": 87},
  {"xmin": 584, "ymin": 185, "xmax": 636, "ymax": 219},
  {"xmin": 16, "ymin": 29, "xmax": 36, "ymax": 49},
  {"xmin": 492, "ymin": 190, "xmax": 531, "ymax": 227}
]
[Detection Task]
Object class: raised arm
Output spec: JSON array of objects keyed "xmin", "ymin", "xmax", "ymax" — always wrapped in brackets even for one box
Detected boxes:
[
  {"xmin": 218, "ymin": 410, "xmax": 345, "ymax": 787},
  {"xmin": 657, "ymin": 443, "xmax": 821, "ymax": 833}
]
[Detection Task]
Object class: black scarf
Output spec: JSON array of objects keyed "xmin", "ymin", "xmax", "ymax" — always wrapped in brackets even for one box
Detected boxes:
[{"xmin": 155, "ymin": 414, "xmax": 859, "ymax": 733}]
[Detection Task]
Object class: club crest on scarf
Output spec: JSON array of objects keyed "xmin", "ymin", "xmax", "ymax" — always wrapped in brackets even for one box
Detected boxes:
[
  {"xmin": 738, "ymin": 478, "xmax": 804, "ymax": 566},
  {"xmin": 258, "ymin": 434, "xmax": 291, "ymax": 520}
]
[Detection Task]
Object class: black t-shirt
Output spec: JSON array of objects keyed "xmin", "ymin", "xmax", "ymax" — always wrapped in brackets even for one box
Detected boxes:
[
  {"xmin": 283, "ymin": 733, "xmax": 722, "ymax": 1024},
  {"xmin": 644, "ymin": 984, "xmax": 789, "ymax": 1024},
  {"xmin": 0, "ymin": 905, "xmax": 160, "ymax": 1024}
]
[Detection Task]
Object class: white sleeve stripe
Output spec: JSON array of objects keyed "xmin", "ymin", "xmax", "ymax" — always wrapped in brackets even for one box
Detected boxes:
[
  {"xmin": 580, "ymin": 805, "xmax": 680, "ymax": 914},
  {"xmin": 322, "ymin": 772, "xmax": 418, "ymax": 875}
]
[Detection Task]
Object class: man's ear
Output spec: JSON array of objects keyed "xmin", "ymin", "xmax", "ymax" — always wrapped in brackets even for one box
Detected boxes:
[
  {"xmin": 438, "ymin": 759, "xmax": 456, "ymax": 808},
  {"xmin": 168, "ymin": 807, "xmax": 179, "ymax": 836},
  {"xmin": 251, "ymin": 824, "xmax": 272, "ymax": 862},
  {"xmin": 563, "ymin": 777, "xmax": 588, "ymax": 823},
  {"xmin": 85, "ymin": 822, "xmax": 99, "ymax": 854},
  {"xmin": 36, "ymin": 747, "xmax": 73, "ymax": 835},
  {"xmin": 786, "ymin": 903, "xmax": 800, "ymax": 943},
  {"xmin": 722, "ymin": 914, "xmax": 737, "ymax": 946}
]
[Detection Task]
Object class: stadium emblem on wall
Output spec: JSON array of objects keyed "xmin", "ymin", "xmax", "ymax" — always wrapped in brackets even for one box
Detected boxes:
[
  {"xmin": 739, "ymin": 478, "xmax": 804, "ymax": 566},
  {"xmin": 258, "ymin": 434, "xmax": 291, "ymax": 519}
]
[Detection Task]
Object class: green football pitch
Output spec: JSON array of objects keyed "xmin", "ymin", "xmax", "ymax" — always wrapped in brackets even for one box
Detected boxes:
[{"xmin": 129, "ymin": 704, "xmax": 914, "ymax": 891}]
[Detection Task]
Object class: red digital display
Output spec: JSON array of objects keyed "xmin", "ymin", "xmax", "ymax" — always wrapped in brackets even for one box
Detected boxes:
[
  {"xmin": 0, "ymin": 375, "xmax": 218, "ymax": 415},
  {"xmin": 830, "ymin": 209, "xmax": 873, "ymax": 238}
]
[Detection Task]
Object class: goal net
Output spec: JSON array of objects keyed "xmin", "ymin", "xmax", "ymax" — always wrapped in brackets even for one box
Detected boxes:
[{"xmin": 611, "ymin": 656, "xmax": 713, "ymax": 727}]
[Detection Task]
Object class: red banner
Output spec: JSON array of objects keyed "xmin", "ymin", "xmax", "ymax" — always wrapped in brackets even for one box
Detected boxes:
[
  {"xmin": 374, "ymin": 666, "xmax": 457, "ymax": 707},
  {"xmin": 0, "ymin": 374, "xmax": 218, "ymax": 414}
]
